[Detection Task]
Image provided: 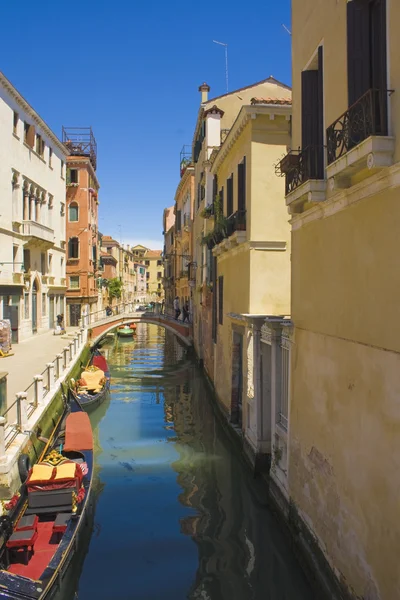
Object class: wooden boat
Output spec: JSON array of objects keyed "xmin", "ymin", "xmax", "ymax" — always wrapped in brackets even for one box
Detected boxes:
[
  {"xmin": 0, "ymin": 393, "xmax": 94, "ymax": 599},
  {"xmin": 117, "ymin": 325, "xmax": 133, "ymax": 337},
  {"xmin": 70, "ymin": 349, "xmax": 110, "ymax": 411}
]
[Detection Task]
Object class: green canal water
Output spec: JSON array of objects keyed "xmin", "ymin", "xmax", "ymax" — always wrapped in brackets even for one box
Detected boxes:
[{"xmin": 71, "ymin": 324, "xmax": 315, "ymax": 600}]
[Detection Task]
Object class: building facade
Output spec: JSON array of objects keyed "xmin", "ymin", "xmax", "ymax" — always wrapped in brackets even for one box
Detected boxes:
[
  {"xmin": 131, "ymin": 245, "xmax": 164, "ymax": 301},
  {"xmin": 64, "ymin": 128, "xmax": 100, "ymax": 326},
  {"xmin": 174, "ymin": 162, "xmax": 194, "ymax": 314},
  {"xmin": 0, "ymin": 71, "xmax": 68, "ymax": 342},
  {"xmin": 277, "ymin": 1, "xmax": 400, "ymax": 598},
  {"xmin": 162, "ymin": 206, "xmax": 176, "ymax": 310}
]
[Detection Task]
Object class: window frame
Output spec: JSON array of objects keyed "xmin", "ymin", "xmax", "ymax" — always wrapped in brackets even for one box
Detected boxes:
[
  {"xmin": 68, "ymin": 202, "xmax": 79, "ymax": 222},
  {"xmin": 69, "ymin": 275, "xmax": 80, "ymax": 289},
  {"xmin": 68, "ymin": 237, "xmax": 79, "ymax": 259}
]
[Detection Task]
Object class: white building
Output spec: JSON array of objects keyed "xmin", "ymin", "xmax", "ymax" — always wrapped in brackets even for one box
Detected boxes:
[{"xmin": 0, "ymin": 72, "xmax": 69, "ymax": 342}]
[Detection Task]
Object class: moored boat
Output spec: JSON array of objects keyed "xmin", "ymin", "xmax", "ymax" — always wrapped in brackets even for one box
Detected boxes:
[
  {"xmin": 117, "ymin": 325, "xmax": 133, "ymax": 337},
  {"xmin": 0, "ymin": 394, "xmax": 94, "ymax": 599},
  {"xmin": 70, "ymin": 349, "xmax": 110, "ymax": 411}
]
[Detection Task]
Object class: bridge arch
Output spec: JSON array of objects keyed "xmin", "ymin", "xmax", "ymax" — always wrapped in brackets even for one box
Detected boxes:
[{"xmin": 89, "ymin": 314, "xmax": 192, "ymax": 348}]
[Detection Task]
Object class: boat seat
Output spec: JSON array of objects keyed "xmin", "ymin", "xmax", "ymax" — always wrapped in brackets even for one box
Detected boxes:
[
  {"xmin": 53, "ymin": 513, "xmax": 71, "ymax": 534},
  {"xmin": 26, "ymin": 489, "xmax": 73, "ymax": 515},
  {"xmin": 15, "ymin": 515, "xmax": 38, "ymax": 532},
  {"xmin": 80, "ymin": 369, "xmax": 105, "ymax": 393},
  {"xmin": 7, "ymin": 529, "xmax": 37, "ymax": 564}
]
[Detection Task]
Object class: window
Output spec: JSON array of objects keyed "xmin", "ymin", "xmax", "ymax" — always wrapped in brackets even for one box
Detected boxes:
[
  {"xmin": 301, "ymin": 47, "xmax": 324, "ymax": 178},
  {"xmin": 68, "ymin": 237, "xmax": 79, "ymax": 259},
  {"xmin": 24, "ymin": 292, "xmax": 29, "ymax": 319},
  {"xmin": 49, "ymin": 148, "xmax": 52, "ymax": 167},
  {"xmin": 66, "ymin": 168, "xmax": 78, "ymax": 185},
  {"xmin": 218, "ymin": 275, "xmax": 224, "ymax": 325},
  {"xmin": 227, "ymin": 174, "xmax": 234, "ymax": 217},
  {"xmin": 212, "ymin": 257, "xmax": 217, "ymax": 343},
  {"xmin": 23, "ymin": 249, "xmax": 31, "ymax": 271},
  {"xmin": 146, "ymin": 272, "xmax": 150, "ymax": 280},
  {"xmin": 176, "ymin": 210, "xmax": 182, "ymax": 233},
  {"xmin": 12, "ymin": 245, "xmax": 18, "ymax": 271},
  {"xmin": 69, "ymin": 202, "xmax": 79, "ymax": 222},
  {"xmin": 157, "ymin": 260, "xmax": 162, "ymax": 266},
  {"xmin": 61, "ymin": 257, "xmax": 64, "ymax": 268},
  {"xmin": 69, "ymin": 276, "xmax": 80, "ymax": 289},
  {"xmin": 61, "ymin": 160, "xmax": 64, "ymax": 178},
  {"xmin": 158, "ymin": 283, "xmax": 161, "ymax": 290},
  {"xmin": 145, "ymin": 260, "xmax": 150, "ymax": 266},
  {"xmin": 48, "ymin": 254, "xmax": 53, "ymax": 274},
  {"xmin": 146, "ymin": 283, "xmax": 149, "ymax": 290},
  {"xmin": 238, "ymin": 157, "xmax": 246, "ymax": 212},
  {"xmin": 42, "ymin": 293, "xmax": 46, "ymax": 316},
  {"xmin": 157, "ymin": 271, "xmax": 162, "ymax": 278},
  {"xmin": 36, "ymin": 134, "xmax": 45, "ymax": 157},
  {"xmin": 24, "ymin": 122, "xmax": 35, "ymax": 148},
  {"xmin": 41, "ymin": 252, "xmax": 46, "ymax": 274},
  {"xmin": 13, "ymin": 112, "xmax": 19, "ymax": 135}
]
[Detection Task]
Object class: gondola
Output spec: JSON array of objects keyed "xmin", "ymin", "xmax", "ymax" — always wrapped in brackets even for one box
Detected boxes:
[
  {"xmin": 70, "ymin": 349, "xmax": 110, "ymax": 411},
  {"xmin": 0, "ymin": 392, "xmax": 94, "ymax": 599}
]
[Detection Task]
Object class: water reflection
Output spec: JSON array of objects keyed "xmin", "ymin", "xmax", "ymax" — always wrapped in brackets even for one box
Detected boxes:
[{"xmin": 73, "ymin": 324, "xmax": 314, "ymax": 600}]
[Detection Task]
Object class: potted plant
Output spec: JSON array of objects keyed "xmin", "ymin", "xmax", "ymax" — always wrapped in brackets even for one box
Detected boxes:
[{"xmin": 279, "ymin": 151, "xmax": 299, "ymax": 174}]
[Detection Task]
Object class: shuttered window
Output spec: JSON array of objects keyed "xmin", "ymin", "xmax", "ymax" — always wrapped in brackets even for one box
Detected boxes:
[
  {"xmin": 212, "ymin": 257, "xmax": 217, "ymax": 343},
  {"xmin": 176, "ymin": 210, "xmax": 181, "ymax": 232},
  {"xmin": 218, "ymin": 275, "xmax": 224, "ymax": 325},
  {"xmin": 219, "ymin": 187, "xmax": 224, "ymax": 217},
  {"xmin": 301, "ymin": 46, "xmax": 324, "ymax": 179},
  {"xmin": 238, "ymin": 157, "xmax": 246, "ymax": 211},
  {"xmin": 227, "ymin": 175, "xmax": 234, "ymax": 217}
]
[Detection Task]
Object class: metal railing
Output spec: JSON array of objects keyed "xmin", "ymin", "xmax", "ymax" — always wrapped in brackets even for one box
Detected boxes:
[
  {"xmin": 279, "ymin": 146, "xmax": 325, "ymax": 195},
  {"xmin": 326, "ymin": 88, "xmax": 389, "ymax": 165},
  {"xmin": 226, "ymin": 210, "xmax": 247, "ymax": 237},
  {"xmin": 278, "ymin": 335, "xmax": 290, "ymax": 431}
]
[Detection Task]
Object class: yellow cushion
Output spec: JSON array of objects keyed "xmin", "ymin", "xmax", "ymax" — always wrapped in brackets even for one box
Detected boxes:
[
  {"xmin": 30, "ymin": 464, "xmax": 54, "ymax": 482},
  {"xmin": 81, "ymin": 369, "xmax": 104, "ymax": 391},
  {"xmin": 54, "ymin": 462, "xmax": 76, "ymax": 480}
]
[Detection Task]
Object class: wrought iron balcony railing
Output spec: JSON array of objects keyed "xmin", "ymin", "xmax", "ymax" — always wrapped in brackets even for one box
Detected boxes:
[
  {"xmin": 326, "ymin": 88, "xmax": 389, "ymax": 165},
  {"xmin": 278, "ymin": 147, "xmax": 324, "ymax": 195},
  {"xmin": 226, "ymin": 210, "xmax": 247, "ymax": 237}
]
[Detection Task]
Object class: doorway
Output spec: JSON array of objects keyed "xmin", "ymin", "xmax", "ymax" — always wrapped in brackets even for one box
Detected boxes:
[
  {"xmin": 3, "ymin": 296, "xmax": 20, "ymax": 344},
  {"xmin": 49, "ymin": 295, "xmax": 55, "ymax": 329},
  {"xmin": 69, "ymin": 304, "xmax": 81, "ymax": 327},
  {"xmin": 231, "ymin": 330, "xmax": 243, "ymax": 427},
  {"xmin": 32, "ymin": 280, "xmax": 38, "ymax": 334}
]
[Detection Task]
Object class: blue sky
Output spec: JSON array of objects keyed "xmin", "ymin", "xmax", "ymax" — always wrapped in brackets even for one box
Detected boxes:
[{"xmin": 1, "ymin": 0, "xmax": 291, "ymax": 249}]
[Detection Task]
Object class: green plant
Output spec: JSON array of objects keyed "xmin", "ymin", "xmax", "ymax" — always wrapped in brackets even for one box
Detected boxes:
[
  {"xmin": 200, "ymin": 205, "xmax": 214, "ymax": 219},
  {"xmin": 107, "ymin": 277, "xmax": 123, "ymax": 302},
  {"xmin": 273, "ymin": 446, "xmax": 283, "ymax": 464}
]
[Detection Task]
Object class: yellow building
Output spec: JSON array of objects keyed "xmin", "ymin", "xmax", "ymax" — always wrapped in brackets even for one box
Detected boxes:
[
  {"xmin": 278, "ymin": 1, "xmax": 400, "ymax": 598},
  {"xmin": 174, "ymin": 161, "xmax": 194, "ymax": 313},
  {"xmin": 209, "ymin": 97, "xmax": 292, "ymax": 468},
  {"xmin": 191, "ymin": 78, "xmax": 292, "ymax": 382},
  {"xmin": 162, "ymin": 206, "xmax": 175, "ymax": 310}
]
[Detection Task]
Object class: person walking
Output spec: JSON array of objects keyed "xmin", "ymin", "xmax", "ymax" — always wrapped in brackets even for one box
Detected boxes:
[
  {"xmin": 182, "ymin": 302, "xmax": 190, "ymax": 323},
  {"xmin": 173, "ymin": 296, "xmax": 181, "ymax": 320}
]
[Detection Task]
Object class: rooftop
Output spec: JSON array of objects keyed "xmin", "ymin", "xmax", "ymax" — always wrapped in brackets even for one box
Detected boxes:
[
  {"xmin": 251, "ymin": 97, "xmax": 292, "ymax": 105},
  {"xmin": 62, "ymin": 127, "xmax": 97, "ymax": 170}
]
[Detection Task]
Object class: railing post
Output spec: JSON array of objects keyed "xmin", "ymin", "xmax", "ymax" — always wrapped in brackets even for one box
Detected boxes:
[
  {"xmin": 73, "ymin": 335, "xmax": 79, "ymax": 355},
  {"xmin": 78, "ymin": 318, "xmax": 82, "ymax": 328},
  {"xmin": 34, "ymin": 375, "xmax": 44, "ymax": 407},
  {"xmin": 77, "ymin": 330, "xmax": 82, "ymax": 346},
  {"xmin": 80, "ymin": 328, "xmax": 86, "ymax": 345},
  {"xmin": 56, "ymin": 353, "xmax": 63, "ymax": 379},
  {"xmin": 69, "ymin": 341, "xmax": 74, "ymax": 361},
  {"xmin": 46, "ymin": 363, "xmax": 55, "ymax": 392},
  {"xmin": 63, "ymin": 346, "xmax": 69, "ymax": 369},
  {"xmin": 16, "ymin": 392, "xmax": 28, "ymax": 432},
  {"xmin": 0, "ymin": 417, "xmax": 6, "ymax": 460}
]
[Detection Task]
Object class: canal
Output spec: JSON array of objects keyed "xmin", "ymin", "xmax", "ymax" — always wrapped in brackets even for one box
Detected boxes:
[{"xmin": 73, "ymin": 324, "xmax": 314, "ymax": 599}]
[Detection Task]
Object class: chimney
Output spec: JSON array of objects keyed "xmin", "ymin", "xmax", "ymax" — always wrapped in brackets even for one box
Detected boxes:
[{"xmin": 198, "ymin": 82, "xmax": 210, "ymax": 104}]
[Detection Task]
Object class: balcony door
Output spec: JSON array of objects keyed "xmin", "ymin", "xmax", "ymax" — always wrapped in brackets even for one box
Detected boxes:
[
  {"xmin": 347, "ymin": 0, "xmax": 387, "ymax": 133},
  {"xmin": 301, "ymin": 46, "xmax": 324, "ymax": 179}
]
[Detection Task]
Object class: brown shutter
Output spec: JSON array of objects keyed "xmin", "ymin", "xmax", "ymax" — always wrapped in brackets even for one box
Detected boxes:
[
  {"xmin": 347, "ymin": 0, "xmax": 370, "ymax": 107},
  {"xmin": 371, "ymin": 0, "xmax": 387, "ymax": 134},
  {"xmin": 301, "ymin": 70, "xmax": 319, "ymax": 150},
  {"xmin": 227, "ymin": 175, "xmax": 233, "ymax": 216},
  {"xmin": 218, "ymin": 276, "xmax": 224, "ymax": 325},
  {"xmin": 237, "ymin": 157, "xmax": 246, "ymax": 212}
]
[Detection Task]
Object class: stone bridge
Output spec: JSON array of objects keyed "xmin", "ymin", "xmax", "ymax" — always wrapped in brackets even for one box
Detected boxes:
[{"xmin": 85, "ymin": 305, "xmax": 192, "ymax": 347}]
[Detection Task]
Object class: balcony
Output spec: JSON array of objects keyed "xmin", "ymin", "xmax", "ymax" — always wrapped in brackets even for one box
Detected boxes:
[
  {"xmin": 42, "ymin": 275, "xmax": 55, "ymax": 286},
  {"xmin": 206, "ymin": 210, "xmax": 247, "ymax": 255},
  {"xmin": 278, "ymin": 146, "xmax": 326, "ymax": 211},
  {"xmin": 326, "ymin": 89, "xmax": 394, "ymax": 187},
  {"xmin": 22, "ymin": 221, "xmax": 55, "ymax": 249},
  {"xmin": 12, "ymin": 272, "xmax": 24, "ymax": 285}
]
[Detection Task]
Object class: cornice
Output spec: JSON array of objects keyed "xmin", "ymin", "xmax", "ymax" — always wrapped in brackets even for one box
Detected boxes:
[
  {"xmin": 66, "ymin": 157, "xmax": 100, "ymax": 189},
  {"xmin": 174, "ymin": 165, "xmax": 194, "ymax": 200},
  {"xmin": 211, "ymin": 104, "xmax": 291, "ymax": 173},
  {"xmin": 0, "ymin": 71, "xmax": 69, "ymax": 157}
]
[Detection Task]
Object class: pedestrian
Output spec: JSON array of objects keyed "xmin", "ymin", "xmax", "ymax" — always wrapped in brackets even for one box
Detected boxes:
[
  {"xmin": 56, "ymin": 313, "xmax": 64, "ymax": 330},
  {"xmin": 105, "ymin": 305, "xmax": 112, "ymax": 316},
  {"xmin": 182, "ymin": 302, "xmax": 190, "ymax": 323},
  {"xmin": 161, "ymin": 299, "xmax": 165, "ymax": 314},
  {"xmin": 173, "ymin": 296, "xmax": 181, "ymax": 320}
]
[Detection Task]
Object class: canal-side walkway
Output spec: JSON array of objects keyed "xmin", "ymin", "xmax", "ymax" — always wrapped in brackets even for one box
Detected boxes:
[{"xmin": 2, "ymin": 328, "xmax": 79, "ymax": 408}]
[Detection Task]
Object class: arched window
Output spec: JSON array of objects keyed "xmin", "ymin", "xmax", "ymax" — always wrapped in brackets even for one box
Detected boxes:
[
  {"xmin": 69, "ymin": 202, "xmax": 79, "ymax": 222},
  {"xmin": 68, "ymin": 237, "xmax": 79, "ymax": 259}
]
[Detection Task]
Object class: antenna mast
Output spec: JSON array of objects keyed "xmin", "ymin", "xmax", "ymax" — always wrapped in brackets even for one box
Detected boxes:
[{"xmin": 213, "ymin": 40, "xmax": 229, "ymax": 93}]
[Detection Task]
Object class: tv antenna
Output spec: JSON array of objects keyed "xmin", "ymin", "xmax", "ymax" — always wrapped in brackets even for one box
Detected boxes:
[
  {"xmin": 213, "ymin": 40, "xmax": 229, "ymax": 93},
  {"xmin": 282, "ymin": 24, "xmax": 292, "ymax": 36}
]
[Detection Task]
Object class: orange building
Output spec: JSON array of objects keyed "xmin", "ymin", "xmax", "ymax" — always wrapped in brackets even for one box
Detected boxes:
[{"xmin": 63, "ymin": 127, "xmax": 101, "ymax": 326}]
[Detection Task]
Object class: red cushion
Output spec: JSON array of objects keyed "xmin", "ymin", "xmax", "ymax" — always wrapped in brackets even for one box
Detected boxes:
[
  {"xmin": 15, "ymin": 515, "xmax": 38, "ymax": 531},
  {"xmin": 7, "ymin": 529, "xmax": 38, "ymax": 548}
]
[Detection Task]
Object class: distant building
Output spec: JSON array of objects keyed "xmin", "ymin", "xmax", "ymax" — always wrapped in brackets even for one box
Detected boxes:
[
  {"xmin": 64, "ymin": 127, "xmax": 100, "ymax": 326},
  {"xmin": 131, "ymin": 245, "xmax": 164, "ymax": 301},
  {"xmin": 162, "ymin": 206, "xmax": 175, "ymax": 309},
  {"xmin": 100, "ymin": 236, "xmax": 148, "ymax": 305},
  {"xmin": 0, "ymin": 71, "xmax": 68, "ymax": 342}
]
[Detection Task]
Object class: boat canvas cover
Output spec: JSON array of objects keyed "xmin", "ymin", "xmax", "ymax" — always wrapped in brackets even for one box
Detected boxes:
[
  {"xmin": 64, "ymin": 412, "xmax": 93, "ymax": 451},
  {"xmin": 92, "ymin": 354, "xmax": 109, "ymax": 373}
]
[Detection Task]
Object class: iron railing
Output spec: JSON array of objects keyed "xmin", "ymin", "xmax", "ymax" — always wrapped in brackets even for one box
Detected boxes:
[
  {"xmin": 326, "ymin": 88, "xmax": 389, "ymax": 165},
  {"xmin": 279, "ymin": 146, "xmax": 324, "ymax": 195},
  {"xmin": 62, "ymin": 126, "xmax": 97, "ymax": 170},
  {"xmin": 226, "ymin": 210, "xmax": 247, "ymax": 237}
]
